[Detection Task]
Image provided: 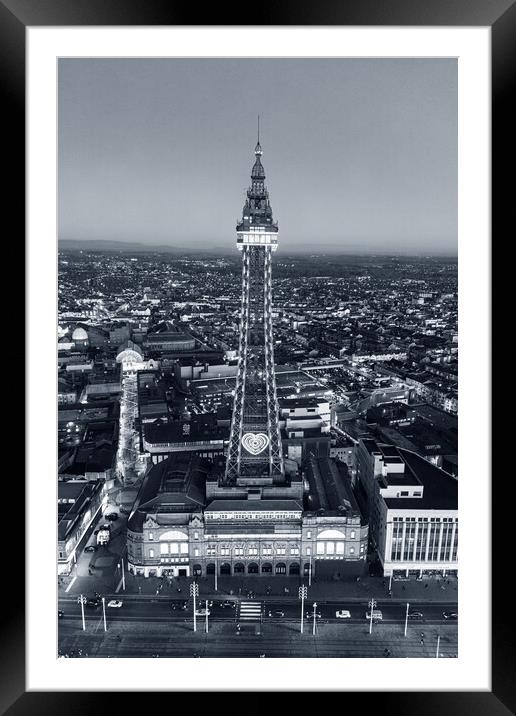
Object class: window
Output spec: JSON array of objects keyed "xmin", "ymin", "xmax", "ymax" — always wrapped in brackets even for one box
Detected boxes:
[
  {"xmin": 276, "ymin": 547, "xmax": 286, "ymax": 555},
  {"xmin": 180, "ymin": 543, "xmax": 188, "ymax": 554},
  {"xmin": 160, "ymin": 543, "xmax": 169, "ymax": 555},
  {"xmin": 400, "ymin": 491, "xmax": 409, "ymax": 497},
  {"xmin": 194, "ymin": 548, "xmax": 199, "ymax": 557},
  {"xmin": 290, "ymin": 547, "xmax": 299, "ymax": 555},
  {"xmin": 326, "ymin": 542, "xmax": 335, "ymax": 555},
  {"xmin": 194, "ymin": 531, "xmax": 199, "ymax": 540},
  {"xmin": 149, "ymin": 532, "xmax": 154, "ymax": 540},
  {"xmin": 149, "ymin": 549, "xmax": 154, "ymax": 558},
  {"xmin": 248, "ymin": 548, "xmax": 258, "ymax": 556},
  {"xmin": 307, "ymin": 531, "xmax": 312, "ymax": 539},
  {"xmin": 350, "ymin": 531, "xmax": 355, "ymax": 539},
  {"xmin": 306, "ymin": 547, "xmax": 311, "ymax": 555},
  {"xmin": 170, "ymin": 543, "xmax": 179, "ymax": 554},
  {"xmin": 349, "ymin": 547, "xmax": 355, "ymax": 554},
  {"xmin": 316, "ymin": 543, "xmax": 325, "ymax": 555},
  {"xmin": 336, "ymin": 542, "xmax": 344, "ymax": 555}
]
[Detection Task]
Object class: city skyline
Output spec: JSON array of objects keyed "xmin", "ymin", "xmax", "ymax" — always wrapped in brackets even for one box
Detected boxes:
[{"xmin": 58, "ymin": 58, "xmax": 458, "ymax": 255}]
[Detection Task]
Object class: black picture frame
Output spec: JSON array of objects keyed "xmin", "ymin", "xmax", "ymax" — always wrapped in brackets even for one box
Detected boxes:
[{"xmin": 4, "ymin": 0, "xmax": 510, "ymax": 710}]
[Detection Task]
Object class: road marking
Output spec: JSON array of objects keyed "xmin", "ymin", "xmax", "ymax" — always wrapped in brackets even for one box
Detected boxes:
[
  {"xmin": 65, "ymin": 576, "xmax": 77, "ymax": 593},
  {"xmin": 115, "ymin": 577, "xmax": 123, "ymax": 593},
  {"xmin": 239, "ymin": 601, "xmax": 262, "ymax": 621}
]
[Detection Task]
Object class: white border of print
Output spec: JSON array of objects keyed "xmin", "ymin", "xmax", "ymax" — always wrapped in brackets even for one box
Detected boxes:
[{"xmin": 27, "ymin": 26, "xmax": 490, "ymax": 691}]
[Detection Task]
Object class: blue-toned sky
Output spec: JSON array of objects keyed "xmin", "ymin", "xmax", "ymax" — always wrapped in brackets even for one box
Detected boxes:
[{"xmin": 58, "ymin": 58, "xmax": 457, "ymax": 254}]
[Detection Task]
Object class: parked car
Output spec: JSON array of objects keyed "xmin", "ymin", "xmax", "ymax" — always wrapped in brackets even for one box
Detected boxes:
[
  {"xmin": 195, "ymin": 609, "xmax": 211, "ymax": 617},
  {"xmin": 442, "ymin": 611, "xmax": 458, "ymax": 620},
  {"xmin": 171, "ymin": 601, "xmax": 188, "ymax": 611},
  {"xmin": 84, "ymin": 545, "xmax": 97, "ymax": 552},
  {"xmin": 221, "ymin": 600, "xmax": 236, "ymax": 608},
  {"xmin": 336, "ymin": 610, "xmax": 351, "ymax": 619},
  {"xmin": 307, "ymin": 612, "xmax": 322, "ymax": 619},
  {"xmin": 107, "ymin": 600, "xmax": 123, "ymax": 608},
  {"xmin": 58, "ymin": 610, "xmax": 64, "ymax": 618},
  {"xmin": 106, "ymin": 513, "xmax": 119, "ymax": 521},
  {"xmin": 268, "ymin": 610, "xmax": 284, "ymax": 618},
  {"xmin": 408, "ymin": 611, "xmax": 424, "ymax": 620}
]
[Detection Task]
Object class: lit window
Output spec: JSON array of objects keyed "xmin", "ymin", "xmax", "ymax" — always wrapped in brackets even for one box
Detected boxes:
[
  {"xmin": 316, "ymin": 543, "xmax": 324, "ymax": 555},
  {"xmin": 307, "ymin": 531, "xmax": 312, "ymax": 538},
  {"xmin": 149, "ymin": 549, "xmax": 154, "ymax": 558},
  {"xmin": 149, "ymin": 532, "xmax": 154, "ymax": 540},
  {"xmin": 180, "ymin": 543, "xmax": 188, "ymax": 554},
  {"xmin": 350, "ymin": 531, "xmax": 355, "ymax": 539}
]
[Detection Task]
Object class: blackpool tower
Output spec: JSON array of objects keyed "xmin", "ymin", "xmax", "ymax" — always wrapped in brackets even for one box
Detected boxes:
[{"xmin": 224, "ymin": 135, "xmax": 284, "ymax": 485}]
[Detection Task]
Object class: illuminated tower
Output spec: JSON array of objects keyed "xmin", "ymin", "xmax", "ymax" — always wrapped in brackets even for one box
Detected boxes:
[{"xmin": 224, "ymin": 134, "xmax": 284, "ymax": 484}]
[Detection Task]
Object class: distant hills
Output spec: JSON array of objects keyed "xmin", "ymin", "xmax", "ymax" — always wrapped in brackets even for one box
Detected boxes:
[{"xmin": 58, "ymin": 238, "xmax": 457, "ymax": 259}]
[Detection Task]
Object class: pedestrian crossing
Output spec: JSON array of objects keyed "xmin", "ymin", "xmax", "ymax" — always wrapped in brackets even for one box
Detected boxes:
[{"xmin": 238, "ymin": 601, "xmax": 262, "ymax": 621}]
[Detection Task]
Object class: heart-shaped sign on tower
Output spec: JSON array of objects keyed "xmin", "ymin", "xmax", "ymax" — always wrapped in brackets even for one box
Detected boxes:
[{"xmin": 241, "ymin": 432, "xmax": 270, "ymax": 456}]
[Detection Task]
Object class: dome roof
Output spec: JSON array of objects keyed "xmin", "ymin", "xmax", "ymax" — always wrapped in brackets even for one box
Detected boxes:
[{"xmin": 72, "ymin": 326, "xmax": 88, "ymax": 341}]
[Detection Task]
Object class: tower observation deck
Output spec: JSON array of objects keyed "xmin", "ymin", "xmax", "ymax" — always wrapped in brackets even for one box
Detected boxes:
[{"xmin": 224, "ymin": 139, "xmax": 284, "ymax": 485}]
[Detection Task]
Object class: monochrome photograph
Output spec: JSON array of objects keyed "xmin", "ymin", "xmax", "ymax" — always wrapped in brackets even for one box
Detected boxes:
[{"xmin": 56, "ymin": 56, "xmax": 459, "ymax": 659}]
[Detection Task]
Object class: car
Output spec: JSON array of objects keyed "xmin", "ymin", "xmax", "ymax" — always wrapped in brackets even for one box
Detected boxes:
[
  {"xmin": 107, "ymin": 600, "xmax": 123, "ymax": 608},
  {"xmin": 307, "ymin": 612, "xmax": 322, "ymax": 619},
  {"xmin": 58, "ymin": 610, "xmax": 64, "ymax": 618},
  {"xmin": 442, "ymin": 611, "xmax": 458, "ymax": 620},
  {"xmin": 195, "ymin": 609, "xmax": 211, "ymax": 616},
  {"xmin": 408, "ymin": 611, "xmax": 424, "ymax": 620},
  {"xmin": 336, "ymin": 610, "xmax": 351, "ymax": 619},
  {"xmin": 365, "ymin": 610, "xmax": 383, "ymax": 621},
  {"xmin": 221, "ymin": 600, "xmax": 236, "ymax": 608},
  {"xmin": 84, "ymin": 545, "xmax": 97, "ymax": 552},
  {"xmin": 84, "ymin": 598, "xmax": 100, "ymax": 608},
  {"xmin": 106, "ymin": 513, "xmax": 119, "ymax": 521},
  {"xmin": 268, "ymin": 610, "xmax": 285, "ymax": 618}
]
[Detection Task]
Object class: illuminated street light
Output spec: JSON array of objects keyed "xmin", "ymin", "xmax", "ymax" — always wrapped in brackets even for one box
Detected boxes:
[
  {"xmin": 298, "ymin": 585, "xmax": 307, "ymax": 634},
  {"xmin": 368, "ymin": 598, "xmax": 377, "ymax": 635},
  {"xmin": 78, "ymin": 594, "xmax": 86, "ymax": 631},
  {"xmin": 190, "ymin": 582, "xmax": 199, "ymax": 633}
]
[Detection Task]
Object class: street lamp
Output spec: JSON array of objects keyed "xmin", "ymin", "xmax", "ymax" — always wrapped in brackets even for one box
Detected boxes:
[
  {"xmin": 190, "ymin": 582, "xmax": 199, "ymax": 633},
  {"xmin": 298, "ymin": 585, "xmax": 307, "ymax": 634},
  {"xmin": 78, "ymin": 594, "xmax": 86, "ymax": 631},
  {"xmin": 312, "ymin": 602, "xmax": 318, "ymax": 636},
  {"xmin": 118, "ymin": 556, "xmax": 126, "ymax": 591},
  {"xmin": 102, "ymin": 596, "xmax": 107, "ymax": 632},
  {"xmin": 308, "ymin": 553, "xmax": 313, "ymax": 587},
  {"xmin": 404, "ymin": 602, "xmax": 409, "ymax": 637},
  {"xmin": 435, "ymin": 631, "xmax": 441, "ymax": 658},
  {"xmin": 368, "ymin": 598, "xmax": 377, "ymax": 635}
]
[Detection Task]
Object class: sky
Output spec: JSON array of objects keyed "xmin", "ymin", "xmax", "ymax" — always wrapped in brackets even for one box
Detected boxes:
[{"xmin": 58, "ymin": 58, "xmax": 457, "ymax": 254}]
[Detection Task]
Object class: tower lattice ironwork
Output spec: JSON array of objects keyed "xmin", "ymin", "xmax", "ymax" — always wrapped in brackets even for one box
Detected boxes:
[{"xmin": 224, "ymin": 137, "xmax": 284, "ymax": 484}]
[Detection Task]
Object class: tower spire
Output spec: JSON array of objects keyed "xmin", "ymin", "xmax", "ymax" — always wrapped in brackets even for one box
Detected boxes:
[{"xmin": 255, "ymin": 115, "xmax": 262, "ymax": 156}]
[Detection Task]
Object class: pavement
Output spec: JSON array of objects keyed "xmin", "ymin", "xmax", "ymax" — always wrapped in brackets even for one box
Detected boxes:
[{"xmin": 62, "ymin": 566, "xmax": 458, "ymax": 605}]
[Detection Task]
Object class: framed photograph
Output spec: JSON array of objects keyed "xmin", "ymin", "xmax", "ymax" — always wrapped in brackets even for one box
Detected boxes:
[{"xmin": 4, "ymin": 0, "xmax": 509, "ymax": 708}]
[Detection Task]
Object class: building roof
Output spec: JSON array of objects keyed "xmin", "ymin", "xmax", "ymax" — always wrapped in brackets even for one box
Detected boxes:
[
  {"xmin": 72, "ymin": 326, "xmax": 88, "ymax": 341},
  {"xmin": 305, "ymin": 456, "xmax": 364, "ymax": 520},
  {"xmin": 383, "ymin": 448, "xmax": 457, "ymax": 510},
  {"xmin": 127, "ymin": 453, "xmax": 209, "ymax": 532}
]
